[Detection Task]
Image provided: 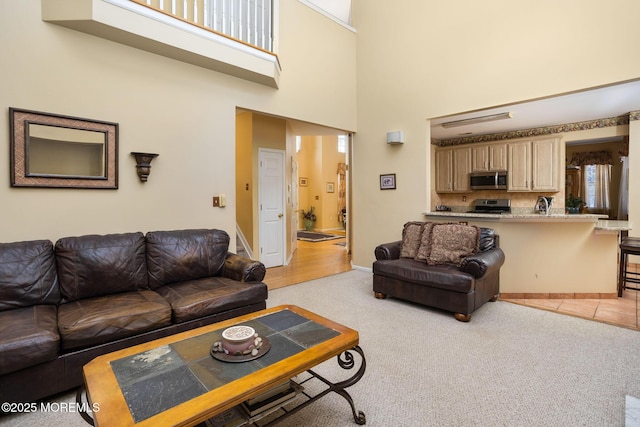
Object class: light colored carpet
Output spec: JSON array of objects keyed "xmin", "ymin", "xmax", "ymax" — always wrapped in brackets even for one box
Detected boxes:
[{"xmin": 3, "ymin": 269, "xmax": 640, "ymax": 426}]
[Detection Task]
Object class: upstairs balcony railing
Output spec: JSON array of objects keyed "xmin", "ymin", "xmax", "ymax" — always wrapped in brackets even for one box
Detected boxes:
[{"xmin": 131, "ymin": 0, "xmax": 274, "ymax": 52}]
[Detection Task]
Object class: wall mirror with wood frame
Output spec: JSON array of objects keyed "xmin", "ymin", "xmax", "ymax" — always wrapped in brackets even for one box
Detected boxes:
[{"xmin": 10, "ymin": 108, "xmax": 118, "ymax": 189}]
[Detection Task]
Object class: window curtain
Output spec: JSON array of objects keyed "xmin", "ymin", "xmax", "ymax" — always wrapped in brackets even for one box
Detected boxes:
[
  {"xmin": 569, "ymin": 150, "xmax": 613, "ymax": 166},
  {"xmin": 337, "ymin": 163, "xmax": 347, "ymax": 223},
  {"xmin": 584, "ymin": 164, "xmax": 611, "ymax": 215},
  {"xmin": 571, "ymin": 150, "xmax": 612, "ymax": 216},
  {"xmin": 618, "ymin": 156, "xmax": 629, "ymax": 220}
]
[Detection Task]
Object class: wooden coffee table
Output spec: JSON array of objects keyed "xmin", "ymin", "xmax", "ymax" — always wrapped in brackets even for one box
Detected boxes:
[{"xmin": 81, "ymin": 305, "xmax": 366, "ymax": 426}]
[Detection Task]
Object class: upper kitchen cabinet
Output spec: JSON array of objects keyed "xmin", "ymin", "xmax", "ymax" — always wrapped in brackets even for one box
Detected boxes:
[
  {"xmin": 507, "ymin": 140, "xmax": 532, "ymax": 191},
  {"xmin": 453, "ymin": 146, "xmax": 472, "ymax": 192},
  {"xmin": 436, "ymin": 137, "xmax": 558, "ymax": 194},
  {"xmin": 435, "ymin": 146, "xmax": 471, "ymax": 193},
  {"xmin": 435, "ymin": 148, "xmax": 453, "ymax": 193},
  {"xmin": 471, "ymin": 143, "xmax": 507, "ymax": 172},
  {"xmin": 507, "ymin": 137, "xmax": 559, "ymax": 192},
  {"xmin": 531, "ymin": 138, "xmax": 559, "ymax": 191}
]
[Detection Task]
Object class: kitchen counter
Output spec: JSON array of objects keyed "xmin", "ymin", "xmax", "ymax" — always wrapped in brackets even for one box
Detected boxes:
[
  {"xmin": 423, "ymin": 210, "xmax": 623, "ymax": 296},
  {"xmin": 425, "ymin": 211, "xmax": 606, "ymax": 222},
  {"xmin": 425, "ymin": 211, "xmax": 631, "ymax": 231},
  {"xmin": 594, "ymin": 220, "xmax": 632, "ymax": 232}
]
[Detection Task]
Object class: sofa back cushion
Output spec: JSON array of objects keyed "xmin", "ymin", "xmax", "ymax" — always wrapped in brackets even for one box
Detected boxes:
[
  {"xmin": 145, "ymin": 229, "xmax": 229, "ymax": 290},
  {"xmin": 55, "ymin": 232, "xmax": 148, "ymax": 302},
  {"xmin": 0, "ymin": 240, "xmax": 60, "ymax": 311},
  {"xmin": 400, "ymin": 222, "xmax": 425, "ymax": 259},
  {"xmin": 427, "ymin": 223, "xmax": 480, "ymax": 266}
]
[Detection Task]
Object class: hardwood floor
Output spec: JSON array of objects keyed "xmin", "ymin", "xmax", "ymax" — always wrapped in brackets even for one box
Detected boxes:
[{"xmin": 264, "ymin": 234, "xmax": 352, "ymax": 290}]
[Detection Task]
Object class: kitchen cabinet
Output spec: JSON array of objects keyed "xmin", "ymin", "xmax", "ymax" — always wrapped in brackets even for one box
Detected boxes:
[
  {"xmin": 453, "ymin": 146, "xmax": 471, "ymax": 192},
  {"xmin": 507, "ymin": 137, "xmax": 559, "ymax": 192},
  {"xmin": 507, "ymin": 141, "xmax": 531, "ymax": 191},
  {"xmin": 531, "ymin": 138, "xmax": 559, "ymax": 191},
  {"xmin": 471, "ymin": 145, "xmax": 489, "ymax": 171},
  {"xmin": 471, "ymin": 143, "xmax": 507, "ymax": 171},
  {"xmin": 565, "ymin": 168, "xmax": 581, "ymax": 198},
  {"xmin": 436, "ymin": 137, "xmax": 558, "ymax": 193},
  {"xmin": 435, "ymin": 146, "xmax": 471, "ymax": 193},
  {"xmin": 435, "ymin": 148, "xmax": 453, "ymax": 193},
  {"xmin": 489, "ymin": 143, "xmax": 508, "ymax": 171}
]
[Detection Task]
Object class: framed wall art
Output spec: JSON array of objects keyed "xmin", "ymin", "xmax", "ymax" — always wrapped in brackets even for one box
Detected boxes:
[
  {"xmin": 299, "ymin": 177, "xmax": 308, "ymax": 187},
  {"xmin": 326, "ymin": 182, "xmax": 335, "ymax": 193},
  {"xmin": 10, "ymin": 108, "xmax": 118, "ymax": 189},
  {"xmin": 380, "ymin": 173, "xmax": 396, "ymax": 190}
]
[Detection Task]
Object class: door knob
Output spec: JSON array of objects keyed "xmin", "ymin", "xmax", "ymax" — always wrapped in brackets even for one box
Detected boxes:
[{"xmin": 278, "ymin": 213, "xmax": 283, "ymax": 218}]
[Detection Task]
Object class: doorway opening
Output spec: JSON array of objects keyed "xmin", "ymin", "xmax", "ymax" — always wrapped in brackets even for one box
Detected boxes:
[{"xmin": 235, "ymin": 109, "xmax": 352, "ymax": 288}]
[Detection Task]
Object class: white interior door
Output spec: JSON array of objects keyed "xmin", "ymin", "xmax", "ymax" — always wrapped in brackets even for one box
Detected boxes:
[
  {"xmin": 259, "ymin": 148, "xmax": 285, "ymax": 268},
  {"xmin": 291, "ymin": 158, "xmax": 299, "ymax": 253}
]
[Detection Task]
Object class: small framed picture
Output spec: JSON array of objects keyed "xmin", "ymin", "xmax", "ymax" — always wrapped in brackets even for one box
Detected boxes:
[
  {"xmin": 299, "ymin": 177, "xmax": 308, "ymax": 187},
  {"xmin": 326, "ymin": 182, "xmax": 335, "ymax": 193},
  {"xmin": 380, "ymin": 174, "xmax": 396, "ymax": 190}
]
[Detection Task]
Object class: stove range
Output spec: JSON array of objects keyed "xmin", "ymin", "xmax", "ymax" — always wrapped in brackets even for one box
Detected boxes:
[{"xmin": 467, "ymin": 199, "xmax": 511, "ymax": 215}]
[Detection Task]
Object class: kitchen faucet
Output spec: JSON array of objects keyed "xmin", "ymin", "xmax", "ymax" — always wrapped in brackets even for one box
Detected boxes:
[{"xmin": 537, "ymin": 196, "xmax": 551, "ymax": 215}]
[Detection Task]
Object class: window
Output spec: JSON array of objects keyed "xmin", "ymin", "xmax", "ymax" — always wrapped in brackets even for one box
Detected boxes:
[
  {"xmin": 583, "ymin": 164, "xmax": 611, "ymax": 214},
  {"xmin": 337, "ymin": 135, "xmax": 347, "ymax": 153}
]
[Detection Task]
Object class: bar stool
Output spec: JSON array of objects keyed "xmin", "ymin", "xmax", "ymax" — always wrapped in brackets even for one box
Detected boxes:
[{"xmin": 618, "ymin": 237, "xmax": 640, "ymax": 296}]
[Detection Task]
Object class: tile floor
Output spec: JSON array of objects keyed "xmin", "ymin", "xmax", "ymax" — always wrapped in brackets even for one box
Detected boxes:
[{"xmin": 501, "ymin": 263, "xmax": 640, "ymax": 331}]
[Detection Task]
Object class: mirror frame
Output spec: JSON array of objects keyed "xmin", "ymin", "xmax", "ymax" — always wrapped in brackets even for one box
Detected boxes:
[{"xmin": 10, "ymin": 108, "xmax": 118, "ymax": 189}]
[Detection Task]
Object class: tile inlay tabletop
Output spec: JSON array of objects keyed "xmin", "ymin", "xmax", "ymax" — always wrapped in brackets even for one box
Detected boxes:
[{"xmin": 82, "ymin": 305, "xmax": 365, "ymax": 426}]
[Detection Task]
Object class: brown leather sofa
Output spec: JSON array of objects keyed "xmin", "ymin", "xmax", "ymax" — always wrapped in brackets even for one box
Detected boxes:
[
  {"xmin": 0, "ymin": 229, "xmax": 268, "ymax": 403},
  {"xmin": 373, "ymin": 223, "xmax": 505, "ymax": 322}
]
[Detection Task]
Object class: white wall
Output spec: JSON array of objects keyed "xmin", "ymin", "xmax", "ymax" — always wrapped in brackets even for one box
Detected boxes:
[
  {"xmin": 0, "ymin": 1, "xmax": 356, "ymax": 243},
  {"xmin": 352, "ymin": 0, "xmax": 640, "ymax": 268}
]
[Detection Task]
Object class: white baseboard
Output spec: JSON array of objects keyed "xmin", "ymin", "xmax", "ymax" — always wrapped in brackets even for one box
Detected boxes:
[{"xmin": 352, "ymin": 264, "xmax": 372, "ymax": 273}]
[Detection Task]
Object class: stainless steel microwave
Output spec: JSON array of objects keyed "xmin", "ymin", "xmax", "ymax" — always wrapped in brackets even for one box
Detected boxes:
[{"xmin": 469, "ymin": 171, "xmax": 508, "ymax": 190}]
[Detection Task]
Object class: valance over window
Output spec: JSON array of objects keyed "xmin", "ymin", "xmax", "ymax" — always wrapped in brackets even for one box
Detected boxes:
[{"xmin": 569, "ymin": 151, "xmax": 613, "ymax": 166}]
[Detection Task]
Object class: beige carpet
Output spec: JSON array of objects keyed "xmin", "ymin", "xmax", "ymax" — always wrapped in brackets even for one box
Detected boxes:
[{"xmin": 3, "ymin": 269, "xmax": 640, "ymax": 426}]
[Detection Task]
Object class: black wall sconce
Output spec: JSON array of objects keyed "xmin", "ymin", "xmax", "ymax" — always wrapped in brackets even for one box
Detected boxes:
[{"xmin": 131, "ymin": 152, "xmax": 159, "ymax": 182}]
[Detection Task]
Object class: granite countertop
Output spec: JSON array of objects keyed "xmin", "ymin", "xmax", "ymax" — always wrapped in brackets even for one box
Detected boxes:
[
  {"xmin": 595, "ymin": 220, "xmax": 632, "ymax": 231},
  {"xmin": 425, "ymin": 210, "xmax": 603, "ymax": 220},
  {"xmin": 424, "ymin": 211, "xmax": 631, "ymax": 230}
]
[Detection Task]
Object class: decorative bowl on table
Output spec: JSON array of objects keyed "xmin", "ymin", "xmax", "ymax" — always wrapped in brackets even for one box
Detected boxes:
[
  {"xmin": 221, "ymin": 325, "xmax": 256, "ymax": 354},
  {"xmin": 211, "ymin": 325, "xmax": 269, "ymax": 362}
]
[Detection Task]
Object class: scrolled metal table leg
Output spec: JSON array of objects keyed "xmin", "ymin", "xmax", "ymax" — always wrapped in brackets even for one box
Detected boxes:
[
  {"xmin": 75, "ymin": 387, "xmax": 95, "ymax": 426},
  {"xmin": 308, "ymin": 345, "xmax": 367, "ymax": 425}
]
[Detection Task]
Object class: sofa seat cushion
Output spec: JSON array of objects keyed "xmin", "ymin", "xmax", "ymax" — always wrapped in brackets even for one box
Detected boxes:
[
  {"xmin": 58, "ymin": 290, "xmax": 171, "ymax": 351},
  {"xmin": 373, "ymin": 259, "xmax": 475, "ymax": 294},
  {"xmin": 156, "ymin": 277, "xmax": 268, "ymax": 323},
  {"xmin": 0, "ymin": 305, "xmax": 59, "ymax": 375}
]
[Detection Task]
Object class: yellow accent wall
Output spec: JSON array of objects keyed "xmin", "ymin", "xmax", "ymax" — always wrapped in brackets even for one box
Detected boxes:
[
  {"xmin": 352, "ymin": 0, "xmax": 640, "ymax": 270},
  {"xmin": 0, "ymin": 1, "xmax": 356, "ymax": 246},
  {"xmin": 296, "ymin": 135, "xmax": 346, "ymax": 231}
]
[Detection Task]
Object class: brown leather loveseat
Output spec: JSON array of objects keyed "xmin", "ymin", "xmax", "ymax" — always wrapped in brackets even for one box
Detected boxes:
[
  {"xmin": 373, "ymin": 222, "xmax": 505, "ymax": 322},
  {"xmin": 0, "ymin": 228, "xmax": 268, "ymax": 404}
]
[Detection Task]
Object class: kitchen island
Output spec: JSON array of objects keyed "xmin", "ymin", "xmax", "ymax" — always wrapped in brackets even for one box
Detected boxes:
[{"xmin": 424, "ymin": 211, "xmax": 631, "ymax": 298}]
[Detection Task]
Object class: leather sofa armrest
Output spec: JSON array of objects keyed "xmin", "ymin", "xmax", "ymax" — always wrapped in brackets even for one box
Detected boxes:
[
  {"xmin": 460, "ymin": 247, "xmax": 505, "ymax": 279},
  {"xmin": 375, "ymin": 241, "xmax": 402, "ymax": 260},
  {"xmin": 222, "ymin": 252, "xmax": 266, "ymax": 282}
]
